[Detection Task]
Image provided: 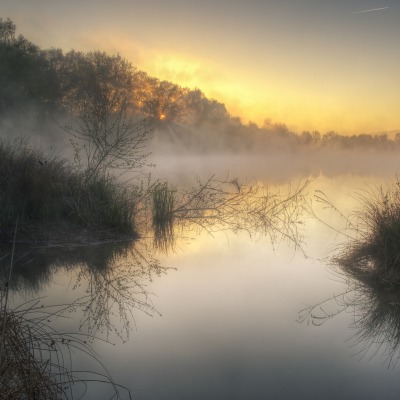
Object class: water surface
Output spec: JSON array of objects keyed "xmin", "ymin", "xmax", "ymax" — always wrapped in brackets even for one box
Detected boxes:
[{"xmin": 6, "ymin": 157, "xmax": 400, "ymax": 399}]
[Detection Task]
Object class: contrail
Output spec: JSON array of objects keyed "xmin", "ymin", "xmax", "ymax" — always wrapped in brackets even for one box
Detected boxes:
[{"xmin": 351, "ymin": 7, "xmax": 389, "ymax": 14}]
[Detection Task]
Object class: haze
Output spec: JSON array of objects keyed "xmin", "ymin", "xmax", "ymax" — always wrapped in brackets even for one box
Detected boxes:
[{"xmin": 2, "ymin": 0, "xmax": 399, "ymax": 134}]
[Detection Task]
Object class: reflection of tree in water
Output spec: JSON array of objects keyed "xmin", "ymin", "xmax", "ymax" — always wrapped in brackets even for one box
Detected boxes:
[
  {"xmin": 0, "ymin": 239, "xmax": 171, "ymax": 339},
  {"xmin": 0, "ymin": 239, "xmax": 133, "ymax": 293},
  {"xmin": 1, "ymin": 239, "xmax": 144, "ymax": 399},
  {"xmin": 298, "ymin": 266, "xmax": 400, "ymax": 368},
  {"xmin": 70, "ymin": 241, "xmax": 171, "ymax": 339}
]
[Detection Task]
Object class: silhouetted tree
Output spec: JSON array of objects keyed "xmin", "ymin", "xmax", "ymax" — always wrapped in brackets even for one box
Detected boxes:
[
  {"xmin": 141, "ymin": 80, "xmax": 184, "ymax": 120},
  {"xmin": 61, "ymin": 51, "xmax": 155, "ymax": 178}
]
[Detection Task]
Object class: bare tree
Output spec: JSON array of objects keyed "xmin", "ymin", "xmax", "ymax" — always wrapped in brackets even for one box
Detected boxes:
[
  {"xmin": 62, "ymin": 51, "xmax": 157, "ymax": 179},
  {"xmin": 66, "ymin": 107, "xmax": 156, "ymax": 180}
]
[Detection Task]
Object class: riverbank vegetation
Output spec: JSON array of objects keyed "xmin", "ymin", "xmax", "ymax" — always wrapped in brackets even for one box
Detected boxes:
[
  {"xmin": 0, "ymin": 138, "xmax": 140, "ymax": 240},
  {"xmin": 0, "ymin": 133, "xmax": 309, "ymax": 251},
  {"xmin": 333, "ymin": 178, "xmax": 400, "ymax": 287},
  {"xmin": 312, "ymin": 177, "xmax": 400, "ymax": 288},
  {"xmin": 299, "ymin": 179, "xmax": 400, "ymax": 367}
]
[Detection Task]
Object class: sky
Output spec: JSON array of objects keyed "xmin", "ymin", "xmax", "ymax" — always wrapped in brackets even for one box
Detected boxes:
[{"xmin": 2, "ymin": 0, "xmax": 399, "ymax": 134}]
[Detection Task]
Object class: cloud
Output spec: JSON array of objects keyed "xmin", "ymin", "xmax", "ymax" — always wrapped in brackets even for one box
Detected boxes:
[{"xmin": 351, "ymin": 7, "xmax": 389, "ymax": 14}]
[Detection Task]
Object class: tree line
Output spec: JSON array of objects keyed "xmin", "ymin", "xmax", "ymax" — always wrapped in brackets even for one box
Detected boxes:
[{"xmin": 1, "ymin": 17, "xmax": 398, "ymax": 153}]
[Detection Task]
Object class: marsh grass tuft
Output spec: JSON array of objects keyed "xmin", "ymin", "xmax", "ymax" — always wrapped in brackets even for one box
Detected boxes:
[
  {"xmin": 0, "ymin": 298, "xmax": 132, "ymax": 399},
  {"xmin": 317, "ymin": 177, "xmax": 400, "ymax": 287},
  {"xmin": 151, "ymin": 182, "xmax": 175, "ymax": 251},
  {"xmin": 0, "ymin": 308, "xmax": 62, "ymax": 399},
  {"xmin": 64, "ymin": 173, "xmax": 136, "ymax": 233},
  {"xmin": 152, "ymin": 182, "xmax": 175, "ymax": 225}
]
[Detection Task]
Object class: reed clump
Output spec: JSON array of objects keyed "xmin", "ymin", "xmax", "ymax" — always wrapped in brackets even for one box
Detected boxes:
[
  {"xmin": 0, "ymin": 138, "xmax": 137, "ymax": 239},
  {"xmin": 151, "ymin": 182, "xmax": 175, "ymax": 251},
  {"xmin": 334, "ymin": 178, "xmax": 400, "ymax": 286},
  {"xmin": 152, "ymin": 182, "xmax": 175, "ymax": 226},
  {"xmin": 0, "ymin": 309, "xmax": 62, "ymax": 399},
  {"xmin": 0, "ymin": 297, "xmax": 131, "ymax": 399}
]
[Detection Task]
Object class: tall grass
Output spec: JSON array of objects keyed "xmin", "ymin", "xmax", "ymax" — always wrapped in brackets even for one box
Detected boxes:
[
  {"xmin": 152, "ymin": 182, "xmax": 175, "ymax": 225},
  {"xmin": 1, "ymin": 308, "xmax": 62, "ymax": 399},
  {"xmin": 1, "ymin": 284, "xmax": 132, "ymax": 400},
  {"xmin": 64, "ymin": 173, "xmax": 136, "ymax": 233},
  {"xmin": 331, "ymin": 177, "xmax": 400, "ymax": 286},
  {"xmin": 0, "ymin": 138, "xmax": 137, "ymax": 238},
  {"xmin": 151, "ymin": 182, "xmax": 175, "ymax": 251}
]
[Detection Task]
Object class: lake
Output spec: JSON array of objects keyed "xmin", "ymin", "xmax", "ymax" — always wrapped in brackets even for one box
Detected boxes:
[{"xmin": 5, "ymin": 150, "xmax": 400, "ymax": 399}]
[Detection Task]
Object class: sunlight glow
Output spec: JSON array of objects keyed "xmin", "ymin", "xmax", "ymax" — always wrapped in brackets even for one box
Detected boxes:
[
  {"xmin": 139, "ymin": 51, "xmax": 400, "ymax": 134},
  {"xmin": 3, "ymin": 0, "xmax": 399, "ymax": 136}
]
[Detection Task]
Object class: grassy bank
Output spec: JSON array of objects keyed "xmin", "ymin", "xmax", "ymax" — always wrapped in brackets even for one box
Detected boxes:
[{"xmin": 0, "ymin": 138, "xmax": 138, "ymax": 241}]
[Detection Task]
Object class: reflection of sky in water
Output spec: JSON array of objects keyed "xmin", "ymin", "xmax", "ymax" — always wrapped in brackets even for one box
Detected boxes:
[
  {"xmin": 11, "ymin": 173, "xmax": 400, "ymax": 399},
  {"xmin": 95, "ymin": 230, "xmax": 398, "ymax": 399}
]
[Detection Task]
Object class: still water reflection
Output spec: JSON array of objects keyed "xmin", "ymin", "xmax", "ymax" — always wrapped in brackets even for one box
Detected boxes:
[
  {"xmin": 299, "ymin": 258, "xmax": 400, "ymax": 369},
  {"xmin": 3, "ymin": 171, "xmax": 400, "ymax": 399}
]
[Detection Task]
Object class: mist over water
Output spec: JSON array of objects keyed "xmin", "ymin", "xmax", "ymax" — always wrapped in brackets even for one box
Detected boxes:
[
  {"xmin": 2, "ymin": 107, "xmax": 399, "ymax": 188},
  {"xmin": 148, "ymin": 122, "xmax": 400, "ymax": 185},
  {"xmin": 4, "ymin": 111, "xmax": 400, "ymax": 398}
]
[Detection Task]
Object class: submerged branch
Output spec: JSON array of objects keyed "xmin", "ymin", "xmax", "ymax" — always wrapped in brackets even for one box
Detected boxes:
[{"xmin": 151, "ymin": 175, "xmax": 310, "ymax": 253}]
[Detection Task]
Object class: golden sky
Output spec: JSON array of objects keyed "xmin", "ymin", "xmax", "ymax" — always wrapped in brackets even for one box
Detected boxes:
[{"xmin": 2, "ymin": 0, "xmax": 399, "ymax": 134}]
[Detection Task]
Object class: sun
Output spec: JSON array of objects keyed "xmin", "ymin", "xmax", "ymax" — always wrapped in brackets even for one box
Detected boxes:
[{"xmin": 159, "ymin": 114, "xmax": 166, "ymax": 120}]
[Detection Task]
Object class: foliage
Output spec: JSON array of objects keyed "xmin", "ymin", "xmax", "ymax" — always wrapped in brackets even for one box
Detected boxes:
[
  {"xmin": 60, "ymin": 51, "xmax": 135, "ymax": 114},
  {"xmin": 0, "ymin": 18, "xmax": 62, "ymax": 114}
]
